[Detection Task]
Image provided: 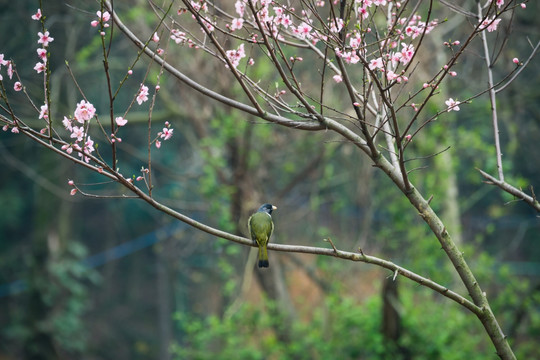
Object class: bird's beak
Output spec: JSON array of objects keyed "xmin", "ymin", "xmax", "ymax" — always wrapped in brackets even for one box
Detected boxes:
[{"xmin": 272, "ymin": 205, "xmax": 277, "ymax": 210}]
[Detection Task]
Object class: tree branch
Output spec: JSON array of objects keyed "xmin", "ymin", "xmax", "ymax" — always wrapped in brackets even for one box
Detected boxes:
[
  {"xmin": 477, "ymin": 168, "xmax": 540, "ymax": 212},
  {"xmin": 120, "ymin": 175, "xmax": 481, "ymax": 314}
]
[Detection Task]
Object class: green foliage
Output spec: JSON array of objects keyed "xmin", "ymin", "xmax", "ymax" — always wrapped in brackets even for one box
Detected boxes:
[
  {"xmin": 3, "ymin": 241, "xmax": 99, "ymax": 356},
  {"xmin": 171, "ymin": 285, "xmax": 497, "ymax": 360}
]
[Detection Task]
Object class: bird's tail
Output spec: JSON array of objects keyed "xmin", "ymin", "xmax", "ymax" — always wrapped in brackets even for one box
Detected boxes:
[{"xmin": 258, "ymin": 245, "xmax": 269, "ymax": 268}]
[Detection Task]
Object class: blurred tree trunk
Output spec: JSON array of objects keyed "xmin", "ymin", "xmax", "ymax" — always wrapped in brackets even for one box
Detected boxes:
[
  {"xmin": 157, "ymin": 255, "xmax": 172, "ymax": 360},
  {"xmin": 381, "ymin": 277, "xmax": 410, "ymax": 360},
  {"xmin": 22, "ymin": 170, "xmax": 60, "ymax": 359}
]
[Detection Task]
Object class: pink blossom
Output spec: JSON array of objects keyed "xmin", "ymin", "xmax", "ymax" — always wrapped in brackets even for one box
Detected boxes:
[
  {"xmin": 14, "ymin": 82, "xmax": 22, "ymax": 91},
  {"xmin": 449, "ymin": 71, "xmax": 457, "ymax": 77},
  {"xmin": 64, "ymin": 145, "xmax": 74, "ymax": 154},
  {"xmin": 96, "ymin": 11, "xmax": 111, "ymax": 23},
  {"xmin": 521, "ymin": 3, "xmax": 526, "ymax": 8},
  {"xmin": 115, "ymin": 117, "xmax": 128, "ymax": 126},
  {"xmin": 329, "ymin": 18, "xmax": 344, "ymax": 33},
  {"xmin": 386, "ymin": 70, "xmax": 398, "ymax": 81},
  {"xmin": 39, "ymin": 104, "xmax": 48, "ymax": 119},
  {"xmin": 37, "ymin": 48, "xmax": 47, "ymax": 61},
  {"xmin": 62, "ymin": 116, "xmax": 73, "ymax": 131},
  {"xmin": 399, "ymin": 43, "xmax": 415, "ymax": 64},
  {"xmin": 137, "ymin": 84, "xmax": 149, "ymax": 105},
  {"xmin": 373, "ymin": 0, "xmax": 387, "ymax": 5},
  {"xmin": 231, "ymin": 18, "xmax": 244, "ymax": 31},
  {"xmin": 0, "ymin": 54, "xmax": 7, "ymax": 67},
  {"xmin": 74, "ymin": 100, "xmax": 96, "ymax": 123},
  {"xmin": 248, "ymin": 58, "xmax": 255, "ymax": 66},
  {"xmin": 11, "ymin": 127, "xmax": 19, "ymax": 134},
  {"xmin": 294, "ymin": 22, "xmax": 313, "ymax": 40},
  {"xmin": 479, "ymin": 17, "xmax": 501, "ymax": 32},
  {"xmin": 333, "ymin": 74, "xmax": 343, "ymax": 83},
  {"xmin": 405, "ymin": 26, "xmax": 415, "ymax": 37},
  {"xmin": 70, "ymin": 188, "xmax": 78, "ymax": 196},
  {"xmin": 32, "ymin": 9, "xmax": 42, "ymax": 21},
  {"xmin": 155, "ymin": 140, "xmax": 162, "ymax": 149},
  {"xmin": 152, "ymin": 32, "xmax": 160, "ymax": 42},
  {"xmin": 512, "ymin": 57, "xmax": 519, "ymax": 64},
  {"xmin": 405, "ymin": 134, "xmax": 412, "ymax": 141},
  {"xmin": 235, "ymin": 0, "xmax": 245, "ymax": 16},
  {"xmin": 156, "ymin": 48, "xmax": 164, "ymax": 55},
  {"xmin": 91, "ymin": 20, "xmax": 99, "ymax": 27},
  {"xmin": 445, "ymin": 98, "xmax": 460, "ymax": 112},
  {"xmin": 2, "ymin": 125, "xmax": 8, "ymax": 131},
  {"xmin": 128, "ymin": 69, "xmax": 133, "ymax": 75},
  {"xmin": 341, "ymin": 51, "xmax": 360, "ymax": 64},
  {"xmin": 83, "ymin": 136, "xmax": 95, "ymax": 158},
  {"xmin": 201, "ymin": 17, "xmax": 215, "ymax": 32},
  {"xmin": 71, "ymin": 126, "xmax": 84, "ymax": 141},
  {"xmin": 487, "ymin": 18, "xmax": 501, "ymax": 32},
  {"xmin": 495, "ymin": 0, "xmax": 504, "ymax": 8},
  {"xmin": 389, "ymin": 52, "xmax": 402, "ymax": 67},
  {"xmin": 6, "ymin": 61, "xmax": 13, "ymax": 79},
  {"xmin": 349, "ymin": 33, "xmax": 362, "ymax": 49},
  {"xmin": 273, "ymin": 6, "xmax": 284, "ymax": 17},
  {"xmin": 191, "ymin": 0, "xmax": 208, "ymax": 12},
  {"xmin": 68, "ymin": 180, "xmax": 74, "ymax": 186},
  {"xmin": 278, "ymin": 14, "xmax": 292, "ymax": 28},
  {"xmin": 368, "ymin": 57, "xmax": 384, "ymax": 70},
  {"xmin": 160, "ymin": 127, "xmax": 174, "ymax": 140},
  {"xmin": 37, "ymin": 31, "xmax": 54, "ymax": 47},
  {"xmin": 34, "ymin": 62, "xmax": 46, "ymax": 73},
  {"xmin": 358, "ymin": 6, "xmax": 369, "ymax": 20}
]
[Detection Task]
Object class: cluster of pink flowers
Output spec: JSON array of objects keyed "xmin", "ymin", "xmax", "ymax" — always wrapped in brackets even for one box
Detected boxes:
[
  {"xmin": 0, "ymin": 54, "xmax": 14, "ymax": 82},
  {"xmin": 225, "ymin": 43, "xmax": 246, "ymax": 68},
  {"xmin": 33, "ymin": 10, "xmax": 54, "ymax": 76},
  {"xmin": 155, "ymin": 121, "xmax": 174, "ymax": 149},
  {"xmin": 171, "ymin": 29, "xmax": 196, "ymax": 47},
  {"xmin": 30, "ymin": 10, "xmax": 55, "ymax": 126},
  {"xmin": 399, "ymin": 14, "xmax": 437, "ymax": 40},
  {"xmin": 91, "ymin": 10, "xmax": 111, "ymax": 36},
  {"xmin": 136, "ymin": 84, "xmax": 149, "ymax": 105},
  {"xmin": 61, "ymin": 100, "xmax": 97, "ymax": 163}
]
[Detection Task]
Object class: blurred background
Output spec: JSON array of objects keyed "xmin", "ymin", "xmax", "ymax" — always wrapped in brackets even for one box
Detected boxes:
[{"xmin": 0, "ymin": 1, "xmax": 539, "ymax": 359}]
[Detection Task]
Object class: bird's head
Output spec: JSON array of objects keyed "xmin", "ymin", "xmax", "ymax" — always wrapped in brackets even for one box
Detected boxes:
[{"xmin": 258, "ymin": 203, "xmax": 277, "ymax": 214}]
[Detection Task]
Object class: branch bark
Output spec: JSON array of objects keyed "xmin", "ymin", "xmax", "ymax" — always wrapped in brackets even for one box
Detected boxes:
[{"xmin": 478, "ymin": 169, "xmax": 540, "ymax": 212}]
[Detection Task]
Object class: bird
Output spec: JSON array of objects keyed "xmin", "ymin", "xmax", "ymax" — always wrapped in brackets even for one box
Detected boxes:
[{"xmin": 248, "ymin": 203, "xmax": 277, "ymax": 268}]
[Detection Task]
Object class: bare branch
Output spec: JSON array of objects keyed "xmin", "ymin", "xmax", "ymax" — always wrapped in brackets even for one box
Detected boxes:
[{"xmin": 477, "ymin": 169, "xmax": 540, "ymax": 212}]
